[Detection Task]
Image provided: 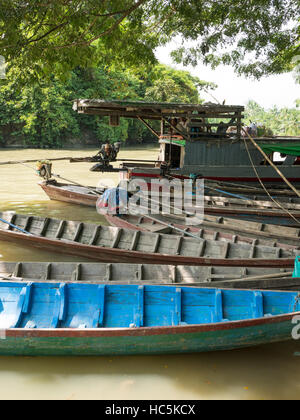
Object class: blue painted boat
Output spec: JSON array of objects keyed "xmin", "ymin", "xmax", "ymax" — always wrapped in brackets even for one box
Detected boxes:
[{"xmin": 0, "ymin": 281, "xmax": 299, "ymax": 356}]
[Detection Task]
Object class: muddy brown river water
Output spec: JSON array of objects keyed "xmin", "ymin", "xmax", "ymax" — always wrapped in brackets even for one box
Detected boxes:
[{"xmin": 0, "ymin": 147, "xmax": 299, "ymax": 400}]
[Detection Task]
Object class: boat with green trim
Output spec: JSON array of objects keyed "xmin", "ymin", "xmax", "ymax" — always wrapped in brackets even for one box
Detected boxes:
[{"xmin": 0, "ymin": 281, "xmax": 299, "ymax": 356}]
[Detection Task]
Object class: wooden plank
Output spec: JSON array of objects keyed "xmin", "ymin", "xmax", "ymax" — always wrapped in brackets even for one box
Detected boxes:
[
  {"xmin": 58, "ymin": 284, "xmax": 67, "ymax": 322},
  {"xmin": 98, "ymin": 285, "xmax": 106, "ymax": 327},
  {"xmin": 40, "ymin": 218, "xmax": 51, "ymax": 237},
  {"xmin": 89, "ymin": 226, "xmax": 101, "ymax": 245},
  {"xmin": 174, "ymin": 288, "xmax": 182, "ymax": 326},
  {"xmin": 105, "ymin": 264, "xmax": 112, "ymax": 281},
  {"xmin": 198, "ymin": 240, "xmax": 206, "ymax": 257},
  {"xmin": 111, "ymin": 229, "xmax": 123, "ymax": 249},
  {"xmin": 252, "ymin": 291, "xmax": 264, "ymax": 318},
  {"xmin": 135, "ymin": 286, "xmax": 144, "ymax": 327},
  {"xmin": 5, "ymin": 213, "xmax": 16, "ymax": 231},
  {"xmin": 152, "ymin": 234, "xmax": 161, "ymax": 253},
  {"xmin": 55, "ymin": 220, "xmax": 66, "ymax": 239},
  {"xmin": 135, "ymin": 265, "xmax": 143, "ymax": 281},
  {"xmin": 71, "ymin": 263, "xmax": 81, "ymax": 281},
  {"xmin": 73, "ymin": 223, "xmax": 84, "ymax": 242},
  {"xmin": 12, "ymin": 283, "xmax": 33, "ymax": 328},
  {"xmin": 44, "ymin": 263, "xmax": 52, "ymax": 281},
  {"xmin": 214, "ymin": 289, "xmax": 223, "ymax": 322},
  {"xmin": 222, "ymin": 242, "xmax": 230, "ymax": 258},
  {"xmin": 175, "ymin": 236, "xmax": 183, "ymax": 255},
  {"xmin": 13, "ymin": 262, "xmax": 22, "ymax": 278},
  {"xmin": 23, "ymin": 216, "xmax": 33, "ymax": 232}
]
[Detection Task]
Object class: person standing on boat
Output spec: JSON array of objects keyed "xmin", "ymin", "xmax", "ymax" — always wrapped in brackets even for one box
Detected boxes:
[{"xmin": 249, "ymin": 122, "xmax": 258, "ymax": 137}]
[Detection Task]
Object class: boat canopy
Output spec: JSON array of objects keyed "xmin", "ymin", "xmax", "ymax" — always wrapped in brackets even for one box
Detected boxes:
[
  {"xmin": 74, "ymin": 99, "xmax": 244, "ymax": 140},
  {"xmin": 260, "ymin": 143, "xmax": 300, "ymax": 157},
  {"xmin": 73, "ymin": 99, "xmax": 244, "ymax": 120}
]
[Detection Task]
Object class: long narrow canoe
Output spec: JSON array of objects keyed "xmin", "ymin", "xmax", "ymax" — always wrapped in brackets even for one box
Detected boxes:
[
  {"xmin": 0, "ymin": 281, "xmax": 299, "ymax": 356},
  {"xmin": 39, "ymin": 181, "xmax": 300, "ymax": 227},
  {"xmin": 104, "ymin": 213, "xmax": 300, "ymax": 249},
  {"xmin": 0, "ymin": 211, "xmax": 298, "ymax": 267},
  {"xmin": 41, "ymin": 181, "xmax": 300, "ymax": 246},
  {"xmin": 0, "ymin": 262, "xmax": 296, "ymax": 290},
  {"xmin": 40, "ymin": 181, "xmax": 300, "ymax": 209}
]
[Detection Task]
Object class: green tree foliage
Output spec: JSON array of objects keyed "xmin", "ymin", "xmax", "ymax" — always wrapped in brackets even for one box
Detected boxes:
[
  {"xmin": 144, "ymin": 65, "xmax": 216, "ymax": 103},
  {"xmin": 0, "ymin": 1, "xmax": 299, "ymax": 81},
  {"xmin": 0, "ymin": 64, "xmax": 213, "ymax": 147},
  {"xmin": 245, "ymin": 100, "xmax": 300, "ymax": 136}
]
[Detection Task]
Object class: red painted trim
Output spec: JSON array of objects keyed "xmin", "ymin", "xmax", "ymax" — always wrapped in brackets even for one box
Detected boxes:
[
  {"xmin": 4, "ymin": 311, "xmax": 299, "ymax": 339},
  {"xmin": 130, "ymin": 173, "xmax": 300, "ymax": 183}
]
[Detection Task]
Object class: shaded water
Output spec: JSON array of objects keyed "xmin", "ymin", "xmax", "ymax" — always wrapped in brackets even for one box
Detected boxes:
[{"xmin": 0, "ymin": 147, "xmax": 300, "ymax": 400}]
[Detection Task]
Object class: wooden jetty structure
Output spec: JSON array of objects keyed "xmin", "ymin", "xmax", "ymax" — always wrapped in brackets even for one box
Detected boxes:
[
  {"xmin": 0, "ymin": 211, "xmax": 298, "ymax": 267},
  {"xmin": 0, "ymin": 280, "xmax": 299, "ymax": 356},
  {"xmin": 0, "ymin": 261, "xmax": 297, "ymax": 290}
]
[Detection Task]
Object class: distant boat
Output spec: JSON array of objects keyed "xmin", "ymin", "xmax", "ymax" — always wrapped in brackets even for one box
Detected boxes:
[
  {"xmin": 0, "ymin": 211, "xmax": 297, "ymax": 268},
  {"xmin": 0, "ymin": 281, "xmax": 299, "ymax": 356},
  {"xmin": 0, "ymin": 261, "xmax": 297, "ymax": 291}
]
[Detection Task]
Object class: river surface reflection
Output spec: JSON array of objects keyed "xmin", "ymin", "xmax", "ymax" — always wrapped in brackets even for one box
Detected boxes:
[{"xmin": 0, "ymin": 147, "xmax": 299, "ymax": 400}]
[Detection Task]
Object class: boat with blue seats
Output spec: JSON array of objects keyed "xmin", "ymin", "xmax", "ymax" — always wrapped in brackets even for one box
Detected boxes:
[{"xmin": 0, "ymin": 281, "xmax": 299, "ymax": 356}]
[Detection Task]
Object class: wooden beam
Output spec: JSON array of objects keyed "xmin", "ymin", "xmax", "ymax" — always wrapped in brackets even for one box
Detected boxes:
[{"xmin": 137, "ymin": 117, "xmax": 160, "ymax": 138}]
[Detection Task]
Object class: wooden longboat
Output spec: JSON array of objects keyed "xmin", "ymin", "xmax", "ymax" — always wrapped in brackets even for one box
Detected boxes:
[
  {"xmin": 0, "ymin": 262, "xmax": 297, "ymax": 291},
  {"xmin": 40, "ymin": 181, "xmax": 300, "ymax": 246},
  {"xmin": 0, "ymin": 211, "xmax": 298, "ymax": 267},
  {"xmin": 39, "ymin": 181, "xmax": 101, "ymax": 207},
  {"xmin": 0, "ymin": 281, "xmax": 299, "ymax": 356},
  {"xmin": 104, "ymin": 213, "xmax": 300, "ymax": 249},
  {"xmin": 39, "ymin": 181, "xmax": 300, "ymax": 227}
]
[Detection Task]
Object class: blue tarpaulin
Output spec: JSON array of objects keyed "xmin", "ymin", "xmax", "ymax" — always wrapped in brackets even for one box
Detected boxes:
[{"xmin": 293, "ymin": 257, "xmax": 300, "ymax": 278}]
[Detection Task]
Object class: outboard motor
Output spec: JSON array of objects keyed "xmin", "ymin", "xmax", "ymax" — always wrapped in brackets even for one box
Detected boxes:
[{"xmin": 90, "ymin": 142, "xmax": 122, "ymax": 172}]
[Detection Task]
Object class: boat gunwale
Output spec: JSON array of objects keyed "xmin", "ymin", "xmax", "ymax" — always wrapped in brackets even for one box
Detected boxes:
[{"xmin": 2, "ymin": 311, "xmax": 300, "ymax": 338}]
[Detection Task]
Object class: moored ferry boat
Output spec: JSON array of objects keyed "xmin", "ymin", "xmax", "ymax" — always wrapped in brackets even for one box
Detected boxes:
[{"xmin": 73, "ymin": 100, "xmax": 300, "ymax": 187}]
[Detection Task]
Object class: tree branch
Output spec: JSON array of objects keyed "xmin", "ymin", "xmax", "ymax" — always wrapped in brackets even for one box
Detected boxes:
[{"xmin": 53, "ymin": 0, "xmax": 148, "ymax": 49}]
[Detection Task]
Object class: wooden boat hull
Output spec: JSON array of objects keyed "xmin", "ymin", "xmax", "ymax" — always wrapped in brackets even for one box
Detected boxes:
[
  {"xmin": 104, "ymin": 214, "xmax": 300, "ymax": 249},
  {"xmin": 126, "ymin": 166, "xmax": 300, "ymax": 188},
  {"xmin": 0, "ymin": 280, "xmax": 298, "ymax": 356},
  {"xmin": 0, "ymin": 316, "xmax": 297, "ymax": 356},
  {"xmin": 0, "ymin": 262, "xmax": 297, "ymax": 290},
  {"xmin": 39, "ymin": 181, "xmax": 98, "ymax": 207},
  {"xmin": 39, "ymin": 182, "xmax": 300, "ymax": 227},
  {"xmin": 0, "ymin": 212, "xmax": 298, "ymax": 267},
  {"xmin": 0, "ymin": 228, "xmax": 296, "ymax": 268}
]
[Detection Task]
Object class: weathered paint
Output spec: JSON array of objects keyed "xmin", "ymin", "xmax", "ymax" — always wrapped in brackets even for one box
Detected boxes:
[
  {"xmin": 0, "ymin": 316, "xmax": 297, "ymax": 356},
  {"xmin": 0, "ymin": 282, "xmax": 298, "ymax": 356}
]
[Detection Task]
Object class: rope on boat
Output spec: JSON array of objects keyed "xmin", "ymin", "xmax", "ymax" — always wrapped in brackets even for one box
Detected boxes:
[
  {"xmin": 0, "ymin": 217, "xmax": 32, "ymax": 235},
  {"xmin": 243, "ymin": 129, "xmax": 300, "ymax": 199},
  {"xmin": 204, "ymin": 185, "xmax": 250, "ymax": 201},
  {"xmin": 132, "ymin": 205, "xmax": 204, "ymax": 241},
  {"xmin": 204, "ymin": 178, "xmax": 266, "ymax": 192},
  {"xmin": 243, "ymin": 137, "xmax": 300, "ymax": 226},
  {"xmin": 51, "ymin": 173, "xmax": 102, "ymax": 196}
]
